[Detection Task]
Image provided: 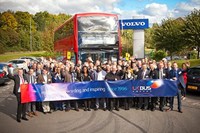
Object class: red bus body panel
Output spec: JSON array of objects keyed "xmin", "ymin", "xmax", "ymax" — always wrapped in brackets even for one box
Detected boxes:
[{"xmin": 54, "ymin": 12, "xmax": 122, "ymax": 62}]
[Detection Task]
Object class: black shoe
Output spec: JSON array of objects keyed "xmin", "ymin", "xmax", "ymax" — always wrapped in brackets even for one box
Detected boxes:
[
  {"xmin": 43, "ymin": 112, "xmax": 47, "ymax": 114},
  {"xmin": 17, "ymin": 119, "xmax": 21, "ymax": 123},
  {"xmin": 84, "ymin": 108, "xmax": 87, "ymax": 111},
  {"xmin": 48, "ymin": 111, "xmax": 52, "ymax": 114},
  {"xmin": 116, "ymin": 108, "xmax": 119, "ymax": 111},
  {"xmin": 75, "ymin": 108, "xmax": 79, "ymax": 112},
  {"xmin": 22, "ymin": 117, "xmax": 28, "ymax": 121},
  {"xmin": 94, "ymin": 108, "xmax": 98, "ymax": 111},
  {"xmin": 136, "ymin": 108, "xmax": 140, "ymax": 110},
  {"xmin": 103, "ymin": 108, "xmax": 107, "ymax": 111},
  {"xmin": 65, "ymin": 109, "xmax": 70, "ymax": 112},
  {"xmin": 159, "ymin": 108, "xmax": 164, "ymax": 112},
  {"xmin": 178, "ymin": 110, "xmax": 183, "ymax": 113},
  {"xmin": 88, "ymin": 108, "xmax": 91, "ymax": 111},
  {"xmin": 151, "ymin": 108, "xmax": 156, "ymax": 111},
  {"xmin": 142, "ymin": 108, "xmax": 146, "ymax": 111}
]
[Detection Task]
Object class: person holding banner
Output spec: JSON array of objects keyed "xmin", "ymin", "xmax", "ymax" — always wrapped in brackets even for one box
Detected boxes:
[
  {"xmin": 158, "ymin": 61, "xmax": 169, "ymax": 112},
  {"xmin": 81, "ymin": 66, "xmax": 92, "ymax": 111},
  {"xmin": 64, "ymin": 65, "xmax": 79, "ymax": 112},
  {"xmin": 149, "ymin": 62, "xmax": 159, "ymax": 111},
  {"xmin": 6, "ymin": 68, "xmax": 29, "ymax": 122},
  {"xmin": 37, "ymin": 67, "xmax": 52, "ymax": 114},
  {"xmin": 124, "ymin": 66, "xmax": 134, "ymax": 110},
  {"xmin": 168, "ymin": 62, "xmax": 185, "ymax": 113},
  {"xmin": 136, "ymin": 63, "xmax": 150, "ymax": 111},
  {"xmin": 26, "ymin": 68, "xmax": 38, "ymax": 117},
  {"xmin": 52, "ymin": 67, "xmax": 64, "ymax": 111},
  {"xmin": 105, "ymin": 64, "xmax": 120, "ymax": 111},
  {"xmin": 94, "ymin": 65, "xmax": 107, "ymax": 111}
]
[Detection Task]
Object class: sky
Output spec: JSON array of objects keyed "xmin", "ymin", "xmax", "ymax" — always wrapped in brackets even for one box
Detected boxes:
[{"xmin": 0, "ymin": 0, "xmax": 200, "ymax": 25}]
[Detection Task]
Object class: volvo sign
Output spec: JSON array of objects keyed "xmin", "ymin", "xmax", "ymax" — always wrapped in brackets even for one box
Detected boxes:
[{"xmin": 119, "ymin": 19, "xmax": 149, "ymax": 30}]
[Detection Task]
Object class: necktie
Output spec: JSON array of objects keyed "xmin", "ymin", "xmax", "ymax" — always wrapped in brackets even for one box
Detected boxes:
[
  {"xmin": 20, "ymin": 76, "xmax": 24, "ymax": 84},
  {"xmin": 30, "ymin": 76, "xmax": 33, "ymax": 84},
  {"xmin": 159, "ymin": 70, "xmax": 161, "ymax": 79},
  {"xmin": 143, "ymin": 70, "xmax": 146, "ymax": 79}
]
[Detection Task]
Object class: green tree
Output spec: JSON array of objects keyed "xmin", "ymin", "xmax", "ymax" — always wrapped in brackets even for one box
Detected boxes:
[
  {"xmin": 153, "ymin": 18, "xmax": 185, "ymax": 58},
  {"xmin": 121, "ymin": 30, "xmax": 133, "ymax": 56},
  {"xmin": 0, "ymin": 28, "xmax": 19, "ymax": 51},
  {"xmin": 183, "ymin": 9, "xmax": 200, "ymax": 59},
  {"xmin": 152, "ymin": 50, "xmax": 167, "ymax": 61},
  {"xmin": 145, "ymin": 23, "xmax": 159, "ymax": 49},
  {"xmin": 34, "ymin": 11, "xmax": 52, "ymax": 31}
]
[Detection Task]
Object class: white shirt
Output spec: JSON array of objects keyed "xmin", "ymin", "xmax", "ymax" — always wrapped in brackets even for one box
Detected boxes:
[
  {"xmin": 97, "ymin": 70, "xmax": 106, "ymax": 80},
  {"xmin": 18, "ymin": 76, "xmax": 24, "ymax": 92},
  {"xmin": 43, "ymin": 74, "xmax": 48, "ymax": 84}
]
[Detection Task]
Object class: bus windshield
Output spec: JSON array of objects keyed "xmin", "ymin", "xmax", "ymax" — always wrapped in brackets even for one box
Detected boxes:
[{"xmin": 78, "ymin": 16, "xmax": 118, "ymax": 46}]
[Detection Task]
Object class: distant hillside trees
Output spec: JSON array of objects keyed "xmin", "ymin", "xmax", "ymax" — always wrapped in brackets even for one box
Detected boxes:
[
  {"xmin": 0, "ymin": 10, "xmax": 71, "ymax": 53},
  {"xmin": 0, "ymin": 9, "xmax": 199, "ymax": 59}
]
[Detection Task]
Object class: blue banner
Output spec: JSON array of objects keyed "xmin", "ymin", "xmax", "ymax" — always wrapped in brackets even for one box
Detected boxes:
[
  {"xmin": 21, "ymin": 79, "xmax": 178, "ymax": 103},
  {"xmin": 119, "ymin": 19, "xmax": 149, "ymax": 30}
]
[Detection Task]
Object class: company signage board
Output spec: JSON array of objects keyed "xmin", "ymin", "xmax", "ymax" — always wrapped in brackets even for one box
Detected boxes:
[{"xmin": 119, "ymin": 19, "xmax": 149, "ymax": 30}]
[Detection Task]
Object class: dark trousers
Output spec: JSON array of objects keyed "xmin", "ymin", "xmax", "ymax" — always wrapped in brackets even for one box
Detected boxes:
[
  {"xmin": 181, "ymin": 87, "xmax": 186, "ymax": 97},
  {"xmin": 151, "ymin": 97, "xmax": 157, "ymax": 110},
  {"xmin": 16, "ymin": 93, "xmax": 27, "ymax": 119},
  {"xmin": 73, "ymin": 101, "xmax": 79, "ymax": 110},
  {"xmin": 159, "ymin": 97, "xmax": 166, "ymax": 110},
  {"xmin": 170, "ymin": 89, "xmax": 182, "ymax": 111},
  {"xmin": 27, "ymin": 102, "xmax": 36, "ymax": 112},
  {"xmin": 84, "ymin": 99, "xmax": 91, "ymax": 109},
  {"xmin": 53, "ymin": 101, "xmax": 63, "ymax": 110},
  {"xmin": 65, "ymin": 101, "xmax": 70, "ymax": 110},
  {"xmin": 65, "ymin": 100, "xmax": 78, "ymax": 110},
  {"xmin": 138, "ymin": 97, "xmax": 148, "ymax": 109},
  {"xmin": 109, "ymin": 98, "xmax": 119, "ymax": 110},
  {"xmin": 124, "ymin": 98, "xmax": 130, "ymax": 110}
]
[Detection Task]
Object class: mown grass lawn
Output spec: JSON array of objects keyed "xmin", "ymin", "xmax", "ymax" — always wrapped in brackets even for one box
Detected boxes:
[
  {"xmin": 174, "ymin": 59, "xmax": 200, "ymax": 67},
  {"xmin": 0, "ymin": 51, "xmax": 47, "ymax": 62}
]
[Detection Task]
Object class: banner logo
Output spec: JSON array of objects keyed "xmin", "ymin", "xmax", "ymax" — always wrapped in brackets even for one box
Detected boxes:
[{"xmin": 132, "ymin": 80, "xmax": 163, "ymax": 93}]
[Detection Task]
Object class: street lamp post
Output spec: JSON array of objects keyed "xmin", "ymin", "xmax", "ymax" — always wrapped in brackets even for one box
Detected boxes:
[{"xmin": 30, "ymin": 17, "xmax": 32, "ymax": 51}]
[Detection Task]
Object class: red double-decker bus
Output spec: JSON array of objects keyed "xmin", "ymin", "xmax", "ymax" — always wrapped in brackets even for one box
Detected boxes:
[{"xmin": 54, "ymin": 13, "xmax": 122, "ymax": 64}]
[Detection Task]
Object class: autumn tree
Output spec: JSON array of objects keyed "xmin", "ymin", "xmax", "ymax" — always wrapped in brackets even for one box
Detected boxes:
[{"xmin": 0, "ymin": 11, "xmax": 18, "ymax": 30}]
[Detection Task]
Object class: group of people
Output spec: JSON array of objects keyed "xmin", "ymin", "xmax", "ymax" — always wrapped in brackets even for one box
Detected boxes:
[{"xmin": 4, "ymin": 56, "xmax": 189, "ymax": 122}]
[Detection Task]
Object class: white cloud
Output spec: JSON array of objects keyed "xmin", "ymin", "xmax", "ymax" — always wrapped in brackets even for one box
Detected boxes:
[
  {"xmin": 0, "ymin": 0, "xmax": 121, "ymax": 14},
  {"xmin": 0, "ymin": 0, "xmax": 199, "ymax": 25},
  {"xmin": 173, "ymin": 0, "xmax": 200, "ymax": 18},
  {"xmin": 141, "ymin": 3, "xmax": 168, "ymax": 16}
]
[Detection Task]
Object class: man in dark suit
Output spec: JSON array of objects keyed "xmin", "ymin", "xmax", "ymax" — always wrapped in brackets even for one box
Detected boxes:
[
  {"xmin": 158, "ymin": 61, "xmax": 169, "ymax": 112},
  {"xmin": 136, "ymin": 63, "xmax": 150, "ymax": 110},
  {"xmin": 149, "ymin": 62, "xmax": 159, "ymax": 111},
  {"xmin": 26, "ymin": 68, "xmax": 37, "ymax": 117},
  {"xmin": 169, "ymin": 62, "xmax": 186, "ymax": 113},
  {"xmin": 37, "ymin": 67, "xmax": 52, "ymax": 114},
  {"xmin": 6, "ymin": 68, "xmax": 29, "ymax": 122},
  {"xmin": 105, "ymin": 65, "xmax": 120, "ymax": 111}
]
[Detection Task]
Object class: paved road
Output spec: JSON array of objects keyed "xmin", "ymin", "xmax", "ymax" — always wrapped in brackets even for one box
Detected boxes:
[{"xmin": 0, "ymin": 81, "xmax": 200, "ymax": 133}]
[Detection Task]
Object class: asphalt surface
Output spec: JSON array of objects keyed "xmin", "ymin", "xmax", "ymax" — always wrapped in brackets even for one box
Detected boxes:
[{"xmin": 0, "ymin": 81, "xmax": 200, "ymax": 133}]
